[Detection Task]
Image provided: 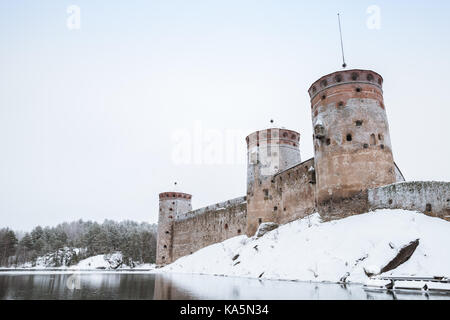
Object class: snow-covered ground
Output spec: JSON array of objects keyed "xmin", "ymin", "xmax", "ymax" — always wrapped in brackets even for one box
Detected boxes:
[
  {"xmin": 76, "ymin": 252, "xmax": 124, "ymax": 269},
  {"xmin": 162, "ymin": 209, "xmax": 450, "ymax": 284},
  {"xmin": 7, "ymin": 251, "xmax": 155, "ymax": 271},
  {"xmin": 74, "ymin": 252, "xmax": 155, "ymax": 270}
]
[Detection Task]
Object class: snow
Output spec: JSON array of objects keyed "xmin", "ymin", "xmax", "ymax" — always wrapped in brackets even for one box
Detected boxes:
[
  {"xmin": 364, "ymin": 265, "xmax": 381, "ymax": 276},
  {"xmin": 133, "ymin": 263, "xmax": 155, "ymax": 270},
  {"xmin": 161, "ymin": 209, "xmax": 450, "ymax": 284},
  {"xmin": 364, "ymin": 279, "xmax": 391, "ymax": 288},
  {"xmin": 76, "ymin": 254, "xmax": 119, "ymax": 269},
  {"xmin": 74, "ymin": 253, "xmax": 156, "ymax": 270},
  {"xmin": 9, "ymin": 251, "xmax": 156, "ymax": 271}
]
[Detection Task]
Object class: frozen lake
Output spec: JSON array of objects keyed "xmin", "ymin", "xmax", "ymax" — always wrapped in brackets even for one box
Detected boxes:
[{"xmin": 0, "ymin": 272, "xmax": 448, "ymax": 300}]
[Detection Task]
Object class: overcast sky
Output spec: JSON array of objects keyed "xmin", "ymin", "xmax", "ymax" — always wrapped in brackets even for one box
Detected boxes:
[{"xmin": 1, "ymin": 0, "xmax": 449, "ymax": 231}]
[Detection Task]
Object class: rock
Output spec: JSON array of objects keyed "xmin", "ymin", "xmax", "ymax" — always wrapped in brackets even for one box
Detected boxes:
[
  {"xmin": 255, "ymin": 222, "xmax": 279, "ymax": 238},
  {"xmin": 104, "ymin": 252, "xmax": 123, "ymax": 269},
  {"xmin": 363, "ymin": 265, "xmax": 381, "ymax": 277},
  {"xmin": 232, "ymin": 254, "xmax": 239, "ymax": 261},
  {"xmin": 364, "ymin": 239, "xmax": 420, "ymax": 277},
  {"xmin": 385, "ymin": 280, "xmax": 394, "ymax": 290},
  {"xmin": 380, "ymin": 239, "xmax": 420, "ymax": 274},
  {"xmin": 340, "ymin": 272, "xmax": 350, "ymax": 283}
]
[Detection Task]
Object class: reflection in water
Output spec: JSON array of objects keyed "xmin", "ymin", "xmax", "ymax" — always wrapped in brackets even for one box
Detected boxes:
[
  {"xmin": 0, "ymin": 273, "xmax": 156, "ymax": 300},
  {"xmin": 0, "ymin": 272, "xmax": 448, "ymax": 300},
  {"xmin": 154, "ymin": 273, "xmax": 366, "ymax": 300}
]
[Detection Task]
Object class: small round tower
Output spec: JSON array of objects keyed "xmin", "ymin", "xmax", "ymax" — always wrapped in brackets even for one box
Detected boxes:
[
  {"xmin": 156, "ymin": 192, "xmax": 192, "ymax": 266},
  {"xmin": 245, "ymin": 127, "xmax": 301, "ymax": 236},
  {"xmin": 246, "ymin": 128, "xmax": 301, "ymax": 190},
  {"xmin": 308, "ymin": 69, "xmax": 396, "ymax": 219}
]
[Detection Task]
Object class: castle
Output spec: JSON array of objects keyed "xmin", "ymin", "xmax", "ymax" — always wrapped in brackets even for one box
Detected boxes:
[{"xmin": 156, "ymin": 69, "xmax": 450, "ymax": 266}]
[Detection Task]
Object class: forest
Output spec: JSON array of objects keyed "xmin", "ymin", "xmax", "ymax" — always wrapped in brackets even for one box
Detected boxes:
[{"xmin": 0, "ymin": 219, "xmax": 157, "ymax": 267}]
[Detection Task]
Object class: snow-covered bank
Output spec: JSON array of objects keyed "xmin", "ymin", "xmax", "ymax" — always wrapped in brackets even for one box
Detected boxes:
[
  {"xmin": 6, "ymin": 251, "xmax": 155, "ymax": 271},
  {"xmin": 161, "ymin": 209, "xmax": 450, "ymax": 284}
]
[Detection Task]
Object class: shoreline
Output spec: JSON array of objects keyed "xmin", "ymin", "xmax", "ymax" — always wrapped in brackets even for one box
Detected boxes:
[
  {"xmin": 0, "ymin": 268, "xmax": 156, "ymax": 273},
  {"xmin": 0, "ymin": 268, "xmax": 358, "ymax": 285}
]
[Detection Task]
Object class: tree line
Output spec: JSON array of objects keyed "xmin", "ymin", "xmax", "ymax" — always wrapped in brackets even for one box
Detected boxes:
[{"xmin": 0, "ymin": 220, "xmax": 157, "ymax": 267}]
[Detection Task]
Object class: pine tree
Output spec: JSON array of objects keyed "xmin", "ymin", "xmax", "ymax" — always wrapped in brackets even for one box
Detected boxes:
[
  {"xmin": 0, "ymin": 228, "xmax": 18, "ymax": 266},
  {"xmin": 1, "ymin": 219, "xmax": 158, "ymax": 267}
]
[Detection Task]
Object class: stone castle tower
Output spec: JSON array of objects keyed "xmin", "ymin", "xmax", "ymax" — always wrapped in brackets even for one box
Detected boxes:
[
  {"xmin": 308, "ymin": 69, "xmax": 396, "ymax": 219},
  {"xmin": 245, "ymin": 128, "xmax": 301, "ymax": 236},
  {"xmin": 156, "ymin": 192, "xmax": 192, "ymax": 265}
]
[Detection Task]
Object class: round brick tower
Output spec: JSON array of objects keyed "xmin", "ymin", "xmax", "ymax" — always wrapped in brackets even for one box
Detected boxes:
[
  {"xmin": 246, "ymin": 128, "xmax": 301, "ymax": 190},
  {"xmin": 308, "ymin": 69, "xmax": 396, "ymax": 219},
  {"xmin": 156, "ymin": 192, "xmax": 192, "ymax": 266},
  {"xmin": 245, "ymin": 128, "xmax": 301, "ymax": 236}
]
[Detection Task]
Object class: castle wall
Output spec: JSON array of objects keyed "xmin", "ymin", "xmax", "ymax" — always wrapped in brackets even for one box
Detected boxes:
[
  {"xmin": 171, "ymin": 196, "xmax": 247, "ymax": 262},
  {"xmin": 246, "ymin": 175, "xmax": 281, "ymax": 237},
  {"xmin": 245, "ymin": 158, "xmax": 316, "ymax": 236},
  {"xmin": 368, "ymin": 181, "xmax": 450, "ymax": 221},
  {"xmin": 272, "ymin": 158, "xmax": 316, "ymax": 225}
]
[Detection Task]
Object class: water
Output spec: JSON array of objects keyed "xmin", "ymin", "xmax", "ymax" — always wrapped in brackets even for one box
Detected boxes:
[{"xmin": 0, "ymin": 272, "xmax": 448, "ymax": 300}]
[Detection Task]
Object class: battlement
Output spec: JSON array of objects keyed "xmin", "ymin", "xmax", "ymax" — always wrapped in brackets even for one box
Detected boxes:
[
  {"xmin": 159, "ymin": 192, "xmax": 192, "ymax": 201},
  {"xmin": 308, "ymin": 69, "xmax": 383, "ymax": 101},
  {"xmin": 177, "ymin": 196, "xmax": 246, "ymax": 221},
  {"xmin": 246, "ymin": 128, "xmax": 300, "ymax": 149}
]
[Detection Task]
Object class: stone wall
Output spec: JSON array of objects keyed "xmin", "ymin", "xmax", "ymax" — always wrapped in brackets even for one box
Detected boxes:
[
  {"xmin": 245, "ymin": 158, "xmax": 316, "ymax": 236},
  {"xmin": 271, "ymin": 158, "xmax": 316, "ymax": 225},
  {"xmin": 368, "ymin": 181, "xmax": 450, "ymax": 221},
  {"xmin": 171, "ymin": 196, "xmax": 247, "ymax": 262}
]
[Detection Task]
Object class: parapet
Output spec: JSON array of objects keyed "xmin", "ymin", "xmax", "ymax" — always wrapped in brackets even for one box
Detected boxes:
[
  {"xmin": 176, "ymin": 196, "xmax": 247, "ymax": 221},
  {"xmin": 368, "ymin": 181, "xmax": 450, "ymax": 221},
  {"xmin": 245, "ymin": 128, "xmax": 300, "ymax": 149},
  {"xmin": 159, "ymin": 192, "xmax": 192, "ymax": 201},
  {"xmin": 308, "ymin": 69, "xmax": 384, "ymax": 101}
]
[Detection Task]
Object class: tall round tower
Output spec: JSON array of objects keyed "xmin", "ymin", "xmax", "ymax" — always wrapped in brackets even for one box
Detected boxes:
[
  {"xmin": 156, "ymin": 192, "xmax": 192, "ymax": 266},
  {"xmin": 308, "ymin": 69, "xmax": 396, "ymax": 219},
  {"xmin": 245, "ymin": 128, "xmax": 301, "ymax": 236}
]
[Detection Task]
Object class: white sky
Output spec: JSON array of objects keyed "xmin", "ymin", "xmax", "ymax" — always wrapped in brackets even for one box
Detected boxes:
[{"xmin": 1, "ymin": 1, "xmax": 449, "ymax": 231}]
